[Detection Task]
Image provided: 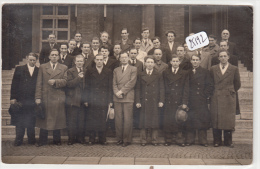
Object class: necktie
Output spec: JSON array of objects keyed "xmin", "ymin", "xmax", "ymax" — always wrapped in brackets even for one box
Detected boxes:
[
  {"xmin": 104, "ymin": 59, "xmax": 107, "ymax": 65},
  {"xmin": 148, "ymin": 70, "xmax": 151, "ymax": 76},
  {"xmin": 122, "ymin": 66, "xmax": 125, "ymax": 73},
  {"xmin": 50, "ymin": 44, "xmax": 54, "ymax": 49},
  {"xmin": 144, "ymin": 40, "xmax": 147, "ymax": 46},
  {"xmin": 80, "ymin": 68, "xmax": 83, "ymax": 72},
  {"xmin": 173, "ymin": 69, "xmax": 176, "ymax": 74},
  {"xmin": 53, "ymin": 64, "xmax": 55, "ymax": 69},
  {"xmin": 193, "ymin": 68, "xmax": 196, "ymax": 74},
  {"xmin": 132, "ymin": 59, "xmax": 135, "ymax": 66},
  {"xmin": 61, "ymin": 55, "xmax": 65, "ymax": 62},
  {"xmin": 222, "ymin": 65, "xmax": 225, "ymax": 69}
]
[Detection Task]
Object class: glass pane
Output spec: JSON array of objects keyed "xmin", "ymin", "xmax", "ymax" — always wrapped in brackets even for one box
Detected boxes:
[
  {"xmin": 42, "ymin": 19, "xmax": 53, "ymax": 28},
  {"xmin": 57, "ymin": 31, "xmax": 68, "ymax": 40},
  {"xmin": 42, "ymin": 31, "xmax": 53, "ymax": 40},
  {"xmin": 42, "ymin": 6, "xmax": 53, "ymax": 15},
  {"xmin": 58, "ymin": 6, "xmax": 68, "ymax": 15},
  {"xmin": 58, "ymin": 20, "xmax": 68, "ymax": 28}
]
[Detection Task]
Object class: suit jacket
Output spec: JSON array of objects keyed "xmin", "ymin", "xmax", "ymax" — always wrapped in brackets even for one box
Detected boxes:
[
  {"xmin": 104, "ymin": 58, "xmax": 120, "ymax": 71},
  {"xmin": 35, "ymin": 62, "xmax": 67, "ymax": 130},
  {"xmin": 128, "ymin": 59, "xmax": 143, "ymax": 73},
  {"xmin": 83, "ymin": 53, "xmax": 95, "ymax": 69},
  {"xmin": 113, "ymin": 65, "xmax": 137, "ymax": 103},
  {"xmin": 66, "ymin": 66, "xmax": 86, "ymax": 107},
  {"xmin": 179, "ymin": 57, "xmax": 192, "ymax": 71},
  {"xmin": 199, "ymin": 51, "xmax": 212, "ymax": 70},
  {"xmin": 116, "ymin": 39, "xmax": 133, "ymax": 53},
  {"xmin": 154, "ymin": 60, "xmax": 169, "ymax": 74},
  {"xmin": 74, "ymin": 43, "xmax": 82, "ymax": 55},
  {"xmin": 203, "ymin": 44, "xmax": 219, "ymax": 58},
  {"xmin": 67, "ymin": 49, "xmax": 78, "ymax": 56},
  {"xmin": 10, "ymin": 64, "xmax": 39, "ymax": 127},
  {"xmin": 39, "ymin": 43, "xmax": 59, "ymax": 64},
  {"xmin": 210, "ymin": 64, "xmax": 241, "ymax": 130},
  {"xmin": 58, "ymin": 53, "xmax": 74, "ymax": 69},
  {"xmin": 228, "ymin": 41, "xmax": 239, "ymax": 57},
  {"xmin": 211, "ymin": 54, "xmax": 238, "ymax": 67},
  {"xmin": 140, "ymin": 39, "xmax": 153, "ymax": 53},
  {"xmin": 148, "ymin": 47, "xmax": 172, "ymax": 63},
  {"xmin": 163, "ymin": 41, "xmax": 180, "ymax": 55}
]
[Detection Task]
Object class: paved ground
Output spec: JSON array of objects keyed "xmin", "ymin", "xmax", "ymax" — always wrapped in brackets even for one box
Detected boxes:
[{"xmin": 1, "ymin": 139, "xmax": 252, "ymax": 165}]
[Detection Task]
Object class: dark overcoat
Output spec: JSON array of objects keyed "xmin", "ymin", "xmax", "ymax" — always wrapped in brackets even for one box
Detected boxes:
[
  {"xmin": 58, "ymin": 53, "xmax": 74, "ymax": 69},
  {"xmin": 163, "ymin": 68, "xmax": 189, "ymax": 132},
  {"xmin": 39, "ymin": 43, "xmax": 59, "ymax": 64},
  {"xmin": 135, "ymin": 69, "xmax": 165, "ymax": 129},
  {"xmin": 35, "ymin": 62, "xmax": 67, "ymax": 130},
  {"xmin": 10, "ymin": 65, "xmax": 39, "ymax": 127},
  {"xmin": 179, "ymin": 57, "xmax": 192, "ymax": 71},
  {"xmin": 210, "ymin": 64, "xmax": 241, "ymax": 130},
  {"xmin": 84, "ymin": 67, "xmax": 113, "ymax": 131},
  {"xmin": 185, "ymin": 66, "xmax": 213, "ymax": 130}
]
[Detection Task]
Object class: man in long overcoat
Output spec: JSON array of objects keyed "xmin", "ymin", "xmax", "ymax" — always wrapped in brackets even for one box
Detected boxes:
[
  {"xmin": 210, "ymin": 50, "xmax": 241, "ymax": 147},
  {"xmin": 10, "ymin": 53, "xmax": 39, "ymax": 146},
  {"xmin": 135, "ymin": 56, "xmax": 164, "ymax": 146},
  {"xmin": 35, "ymin": 48, "xmax": 67, "ymax": 146},
  {"xmin": 163, "ymin": 56, "xmax": 189, "ymax": 147},
  {"xmin": 185, "ymin": 54, "xmax": 213, "ymax": 147},
  {"xmin": 84, "ymin": 54, "xmax": 113, "ymax": 145}
]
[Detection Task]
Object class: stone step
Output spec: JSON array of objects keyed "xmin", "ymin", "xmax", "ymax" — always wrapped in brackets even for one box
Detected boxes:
[
  {"xmin": 238, "ymin": 67, "xmax": 248, "ymax": 72},
  {"xmin": 2, "ymin": 79, "xmax": 12, "ymax": 85},
  {"xmin": 240, "ymin": 104, "xmax": 253, "ymax": 112},
  {"xmin": 237, "ymin": 91, "xmax": 253, "ymax": 99},
  {"xmin": 240, "ymin": 77, "xmax": 253, "ymax": 82},
  {"xmin": 1, "ymin": 126, "xmax": 252, "ymax": 142},
  {"xmin": 1, "ymin": 109, "xmax": 9, "ymax": 117},
  {"xmin": 239, "ymin": 99, "xmax": 253, "ymax": 105},
  {"xmin": 240, "ymin": 72, "xmax": 253, "ymax": 77},
  {"xmin": 238, "ymin": 88, "xmax": 253, "ymax": 93},
  {"xmin": 240, "ymin": 112, "xmax": 253, "ymax": 120},
  {"xmin": 241, "ymin": 81, "xmax": 253, "ymax": 88},
  {"xmin": 235, "ymin": 119, "xmax": 253, "ymax": 129}
]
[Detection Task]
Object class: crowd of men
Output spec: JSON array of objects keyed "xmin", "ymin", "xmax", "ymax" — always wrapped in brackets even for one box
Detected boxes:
[{"xmin": 10, "ymin": 28, "xmax": 241, "ymax": 148}]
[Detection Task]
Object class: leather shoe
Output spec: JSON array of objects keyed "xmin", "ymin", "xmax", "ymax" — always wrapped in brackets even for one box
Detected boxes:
[
  {"xmin": 203, "ymin": 144, "xmax": 208, "ymax": 147},
  {"xmin": 186, "ymin": 143, "xmax": 191, "ymax": 146},
  {"xmin": 141, "ymin": 143, "xmax": 146, "ymax": 146},
  {"xmin": 179, "ymin": 143, "xmax": 185, "ymax": 147},
  {"xmin": 227, "ymin": 144, "xmax": 234, "ymax": 148},
  {"xmin": 36, "ymin": 142, "xmax": 45, "ymax": 147},
  {"xmin": 214, "ymin": 144, "xmax": 219, "ymax": 147},
  {"xmin": 67, "ymin": 141, "xmax": 73, "ymax": 145},
  {"xmin": 14, "ymin": 142, "xmax": 22, "ymax": 146},
  {"xmin": 54, "ymin": 142, "xmax": 61, "ymax": 146},
  {"xmin": 153, "ymin": 143, "xmax": 158, "ymax": 146},
  {"xmin": 122, "ymin": 143, "xmax": 129, "ymax": 147},
  {"xmin": 100, "ymin": 142, "xmax": 108, "ymax": 145},
  {"xmin": 164, "ymin": 143, "xmax": 171, "ymax": 146},
  {"xmin": 88, "ymin": 142, "xmax": 93, "ymax": 145},
  {"xmin": 117, "ymin": 140, "xmax": 123, "ymax": 145}
]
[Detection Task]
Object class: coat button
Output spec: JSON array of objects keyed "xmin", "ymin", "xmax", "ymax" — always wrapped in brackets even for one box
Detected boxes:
[
  {"xmin": 197, "ymin": 88, "xmax": 200, "ymax": 90},
  {"xmin": 197, "ymin": 92, "xmax": 199, "ymax": 94},
  {"xmin": 176, "ymin": 84, "xmax": 178, "ymax": 86},
  {"xmin": 175, "ymin": 101, "xmax": 177, "ymax": 103},
  {"xmin": 145, "ymin": 99, "xmax": 147, "ymax": 101},
  {"xmin": 171, "ymin": 89, "xmax": 174, "ymax": 90},
  {"xmin": 198, "ymin": 83, "xmax": 200, "ymax": 85}
]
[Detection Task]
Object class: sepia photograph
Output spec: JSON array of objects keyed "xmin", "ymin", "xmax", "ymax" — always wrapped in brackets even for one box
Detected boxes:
[{"xmin": 1, "ymin": 1, "xmax": 255, "ymax": 168}]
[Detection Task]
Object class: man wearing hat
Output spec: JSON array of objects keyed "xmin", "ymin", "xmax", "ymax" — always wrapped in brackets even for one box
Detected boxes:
[{"xmin": 10, "ymin": 52, "xmax": 39, "ymax": 146}]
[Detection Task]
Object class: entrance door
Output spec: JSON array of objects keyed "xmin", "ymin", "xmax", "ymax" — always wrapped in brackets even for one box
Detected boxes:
[{"xmin": 112, "ymin": 5, "xmax": 142, "ymax": 43}]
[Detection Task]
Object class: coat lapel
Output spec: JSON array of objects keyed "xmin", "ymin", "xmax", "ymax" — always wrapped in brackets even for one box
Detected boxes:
[
  {"xmin": 141, "ymin": 70, "xmax": 158, "ymax": 85},
  {"xmin": 50, "ymin": 63, "xmax": 62, "ymax": 79},
  {"xmin": 118, "ymin": 65, "xmax": 131, "ymax": 83},
  {"xmin": 167, "ymin": 68, "xmax": 183, "ymax": 84},
  {"xmin": 218, "ymin": 64, "xmax": 233, "ymax": 83}
]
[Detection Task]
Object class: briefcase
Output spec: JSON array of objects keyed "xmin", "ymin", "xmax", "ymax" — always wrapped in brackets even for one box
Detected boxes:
[{"xmin": 35, "ymin": 103, "xmax": 45, "ymax": 119}]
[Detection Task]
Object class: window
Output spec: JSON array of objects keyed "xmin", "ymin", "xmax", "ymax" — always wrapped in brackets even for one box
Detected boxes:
[{"xmin": 40, "ymin": 5, "xmax": 70, "ymax": 50}]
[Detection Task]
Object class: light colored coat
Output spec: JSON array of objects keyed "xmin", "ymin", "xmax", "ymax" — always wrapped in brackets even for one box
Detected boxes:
[
  {"xmin": 113, "ymin": 65, "xmax": 137, "ymax": 103},
  {"xmin": 35, "ymin": 62, "xmax": 67, "ymax": 130},
  {"xmin": 140, "ymin": 39, "xmax": 153, "ymax": 53},
  {"xmin": 200, "ymin": 51, "xmax": 212, "ymax": 70},
  {"xmin": 210, "ymin": 64, "xmax": 241, "ymax": 130}
]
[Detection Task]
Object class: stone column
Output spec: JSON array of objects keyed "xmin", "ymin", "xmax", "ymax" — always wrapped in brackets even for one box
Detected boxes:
[{"xmin": 142, "ymin": 5, "xmax": 155, "ymax": 37}]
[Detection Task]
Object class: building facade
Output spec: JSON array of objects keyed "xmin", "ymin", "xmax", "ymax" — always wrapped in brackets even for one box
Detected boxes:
[{"xmin": 2, "ymin": 4, "xmax": 253, "ymax": 71}]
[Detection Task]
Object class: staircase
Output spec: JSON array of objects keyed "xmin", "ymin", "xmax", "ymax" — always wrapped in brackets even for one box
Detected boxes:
[{"xmin": 1, "ymin": 60, "xmax": 253, "ymax": 144}]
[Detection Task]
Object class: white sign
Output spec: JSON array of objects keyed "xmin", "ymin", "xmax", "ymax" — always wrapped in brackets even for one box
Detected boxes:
[{"xmin": 185, "ymin": 31, "xmax": 209, "ymax": 51}]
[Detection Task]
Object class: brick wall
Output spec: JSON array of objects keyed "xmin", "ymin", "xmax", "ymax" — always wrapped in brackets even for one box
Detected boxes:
[
  {"xmin": 76, "ymin": 5, "xmax": 104, "ymax": 42},
  {"xmin": 155, "ymin": 5, "xmax": 185, "ymax": 44}
]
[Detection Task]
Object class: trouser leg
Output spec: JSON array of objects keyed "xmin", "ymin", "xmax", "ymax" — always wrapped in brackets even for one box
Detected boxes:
[
  {"xmin": 89, "ymin": 130, "xmax": 96, "ymax": 143},
  {"xmin": 77, "ymin": 106, "xmax": 86, "ymax": 143},
  {"xmin": 164, "ymin": 130, "xmax": 172, "ymax": 143},
  {"xmin": 213, "ymin": 128, "xmax": 222, "ymax": 145},
  {"xmin": 224, "ymin": 130, "xmax": 232, "ymax": 146},
  {"xmin": 140, "ymin": 129, "xmax": 147, "ymax": 144},
  {"xmin": 53, "ymin": 130, "xmax": 61, "ymax": 143},
  {"xmin": 15, "ymin": 126, "xmax": 25, "ymax": 144},
  {"xmin": 27, "ymin": 127, "xmax": 36, "ymax": 144},
  {"xmin": 151, "ymin": 129, "xmax": 158, "ymax": 144},
  {"xmin": 67, "ymin": 106, "xmax": 77, "ymax": 143},
  {"xmin": 114, "ymin": 102, "xmax": 123, "ymax": 141},
  {"xmin": 175, "ymin": 131, "xmax": 185, "ymax": 144},
  {"xmin": 198, "ymin": 129, "xmax": 208, "ymax": 145},
  {"xmin": 123, "ymin": 103, "xmax": 133, "ymax": 143},
  {"xmin": 185, "ymin": 129, "xmax": 196, "ymax": 144},
  {"xmin": 39, "ymin": 128, "xmax": 48, "ymax": 144}
]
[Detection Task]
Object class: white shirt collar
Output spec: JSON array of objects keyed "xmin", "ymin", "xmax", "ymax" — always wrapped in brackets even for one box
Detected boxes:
[
  {"xmin": 27, "ymin": 64, "xmax": 35, "ymax": 76},
  {"xmin": 219, "ymin": 63, "xmax": 229, "ymax": 75},
  {"xmin": 50, "ymin": 62, "xmax": 57, "ymax": 70},
  {"xmin": 172, "ymin": 67, "xmax": 179, "ymax": 74},
  {"xmin": 146, "ymin": 69, "xmax": 153, "ymax": 74}
]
